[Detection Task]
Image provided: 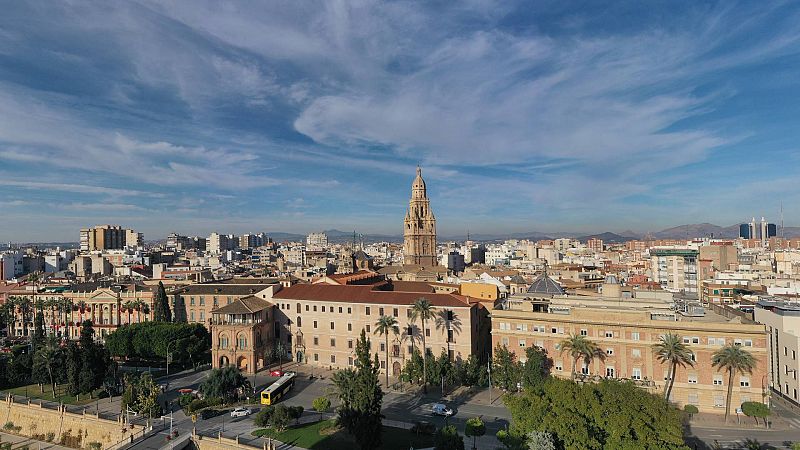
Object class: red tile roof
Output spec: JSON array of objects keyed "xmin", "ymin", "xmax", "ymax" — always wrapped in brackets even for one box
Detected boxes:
[{"xmin": 273, "ymin": 284, "xmax": 472, "ymax": 308}]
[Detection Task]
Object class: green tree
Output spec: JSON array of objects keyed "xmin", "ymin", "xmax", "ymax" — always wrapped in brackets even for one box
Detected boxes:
[
  {"xmin": 504, "ymin": 378, "xmax": 687, "ymax": 450},
  {"xmin": 521, "ymin": 346, "xmax": 551, "ymax": 389},
  {"xmin": 65, "ymin": 341, "xmax": 81, "ymax": 396},
  {"xmin": 653, "ymin": 333, "xmax": 695, "ymax": 401},
  {"xmin": 32, "ymin": 338, "xmax": 63, "ymax": 397},
  {"xmin": 200, "ymin": 366, "xmax": 250, "ymax": 403},
  {"xmin": 152, "ymin": 282, "xmax": 172, "ymax": 322},
  {"xmin": 374, "ymin": 315, "xmax": 398, "ymax": 386},
  {"xmin": 464, "ymin": 417, "xmax": 485, "ymax": 450},
  {"xmin": 136, "ymin": 372, "xmax": 161, "ymax": 426},
  {"xmin": 312, "ymin": 397, "xmax": 330, "ymax": 422},
  {"xmin": 401, "ymin": 347, "xmax": 424, "ymax": 384},
  {"xmin": 559, "ymin": 334, "xmax": 602, "ymax": 379},
  {"xmin": 434, "ymin": 425, "xmax": 465, "ymax": 450},
  {"xmin": 270, "ymin": 405, "xmax": 291, "ymax": 432},
  {"xmin": 32, "ymin": 307, "xmax": 45, "ymax": 351},
  {"xmin": 741, "ymin": 401, "xmax": 770, "ymax": 427},
  {"xmin": 332, "ymin": 329, "xmax": 383, "ymax": 450},
  {"xmin": 683, "ymin": 404, "xmax": 698, "ymax": 420},
  {"xmin": 712, "ymin": 344, "xmax": 756, "ymax": 423},
  {"xmin": 410, "ymin": 297, "xmax": 435, "ymax": 392},
  {"xmin": 493, "ymin": 344, "xmax": 521, "ymax": 391},
  {"xmin": 254, "ymin": 405, "xmax": 274, "ymax": 427}
]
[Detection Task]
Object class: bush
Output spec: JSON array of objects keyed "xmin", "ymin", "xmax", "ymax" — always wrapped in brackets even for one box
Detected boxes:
[
  {"xmin": 683, "ymin": 404, "xmax": 699, "ymax": 418},
  {"xmin": 179, "ymin": 394, "xmax": 195, "ymax": 408},
  {"xmin": 0, "ymin": 443, "xmax": 9, "ymax": 450},
  {"xmin": 254, "ymin": 406, "xmax": 275, "ymax": 428},
  {"xmin": 46, "ymin": 432, "xmax": 55, "ymax": 442},
  {"xmin": 434, "ymin": 425, "xmax": 464, "ymax": 450},
  {"xmin": 2, "ymin": 422, "xmax": 14, "ymax": 432},
  {"xmin": 741, "ymin": 401, "xmax": 770, "ymax": 426},
  {"xmin": 88, "ymin": 442, "xmax": 102, "ymax": 450}
]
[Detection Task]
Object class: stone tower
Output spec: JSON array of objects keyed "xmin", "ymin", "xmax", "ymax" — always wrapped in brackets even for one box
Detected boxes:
[{"xmin": 403, "ymin": 166, "xmax": 438, "ymax": 267}]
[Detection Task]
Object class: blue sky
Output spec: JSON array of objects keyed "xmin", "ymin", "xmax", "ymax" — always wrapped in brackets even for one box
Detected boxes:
[{"xmin": 1, "ymin": 1, "xmax": 800, "ymax": 242}]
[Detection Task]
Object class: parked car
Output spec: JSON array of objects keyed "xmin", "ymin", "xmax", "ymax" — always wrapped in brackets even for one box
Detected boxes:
[
  {"xmin": 270, "ymin": 370, "xmax": 284, "ymax": 377},
  {"xmin": 431, "ymin": 403, "xmax": 454, "ymax": 417},
  {"xmin": 177, "ymin": 388, "xmax": 193, "ymax": 394},
  {"xmin": 230, "ymin": 407, "xmax": 251, "ymax": 418}
]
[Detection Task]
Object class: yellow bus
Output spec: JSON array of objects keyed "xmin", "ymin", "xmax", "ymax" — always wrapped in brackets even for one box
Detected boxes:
[{"xmin": 260, "ymin": 372, "xmax": 296, "ymax": 405}]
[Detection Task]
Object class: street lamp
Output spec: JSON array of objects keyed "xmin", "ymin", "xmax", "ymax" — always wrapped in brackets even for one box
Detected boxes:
[{"xmin": 166, "ymin": 340, "xmax": 176, "ymax": 376}]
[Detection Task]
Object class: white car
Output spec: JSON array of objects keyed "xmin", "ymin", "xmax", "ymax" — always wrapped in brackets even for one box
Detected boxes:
[
  {"xmin": 431, "ymin": 403, "xmax": 454, "ymax": 417},
  {"xmin": 230, "ymin": 407, "xmax": 251, "ymax": 418}
]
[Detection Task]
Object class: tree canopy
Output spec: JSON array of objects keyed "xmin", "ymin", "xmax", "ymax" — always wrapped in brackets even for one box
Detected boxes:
[
  {"xmin": 105, "ymin": 321, "xmax": 210, "ymax": 367},
  {"xmin": 332, "ymin": 329, "xmax": 383, "ymax": 450},
  {"xmin": 200, "ymin": 366, "xmax": 250, "ymax": 403},
  {"xmin": 504, "ymin": 378, "xmax": 688, "ymax": 450},
  {"xmin": 152, "ymin": 281, "xmax": 172, "ymax": 322}
]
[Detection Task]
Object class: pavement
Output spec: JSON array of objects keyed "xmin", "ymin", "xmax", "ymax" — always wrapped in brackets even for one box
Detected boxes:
[{"xmin": 0, "ymin": 431, "xmax": 74, "ymax": 450}]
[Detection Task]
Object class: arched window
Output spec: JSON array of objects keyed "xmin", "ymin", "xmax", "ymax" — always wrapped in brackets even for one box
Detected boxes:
[
  {"xmin": 297, "ymin": 316, "xmax": 302, "ymax": 327},
  {"xmin": 238, "ymin": 335, "xmax": 247, "ymax": 349}
]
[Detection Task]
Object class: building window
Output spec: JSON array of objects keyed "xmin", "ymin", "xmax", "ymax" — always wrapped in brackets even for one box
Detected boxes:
[
  {"xmin": 605, "ymin": 331, "xmax": 613, "ymax": 338},
  {"xmin": 714, "ymin": 395, "xmax": 724, "ymax": 407},
  {"xmin": 632, "ymin": 349, "xmax": 641, "ymax": 358},
  {"xmin": 740, "ymin": 377, "xmax": 750, "ymax": 387},
  {"xmin": 606, "ymin": 348, "xmax": 614, "ymax": 356},
  {"xmin": 580, "ymin": 329, "xmax": 588, "ymax": 336},
  {"xmin": 631, "ymin": 332, "xmax": 640, "ymax": 341},
  {"xmin": 380, "ymin": 342, "xmax": 385, "ymax": 352},
  {"xmin": 688, "ymin": 393, "xmax": 699, "ymax": 405},
  {"xmin": 688, "ymin": 374, "xmax": 698, "ymax": 384},
  {"xmin": 683, "ymin": 337, "xmax": 690, "ymax": 344},
  {"xmin": 329, "ymin": 306, "xmax": 334, "ymax": 314},
  {"xmin": 297, "ymin": 316, "xmax": 302, "ymax": 327},
  {"xmin": 313, "ymin": 320, "xmax": 318, "ymax": 329},
  {"xmin": 365, "ymin": 307, "xmax": 371, "ymax": 315},
  {"xmin": 306, "ymin": 305, "xmax": 310, "ymax": 311},
  {"xmin": 330, "ymin": 338, "xmax": 336, "ymax": 347},
  {"xmin": 190, "ymin": 311, "xmax": 195, "ymax": 321},
  {"xmin": 348, "ymin": 323, "xmax": 352, "ymax": 332},
  {"xmin": 708, "ymin": 337, "xmax": 716, "ymax": 345},
  {"xmin": 190, "ymin": 297, "xmax": 195, "ymax": 306},
  {"xmin": 379, "ymin": 307, "xmax": 384, "ymax": 316},
  {"xmin": 425, "ymin": 328, "xmax": 430, "ymax": 337},
  {"xmin": 551, "ymin": 327, "xmax": 557, "ymax": 334},
  {"xmin": 330, "ymin": 322, "xmax": 335, "ymax": 330},
  {"xmin": 314, "ymin": 353, "xmax": 319, "ymax": 362},
  {"xmin": 555, "ymin": 361, "xmax": 563, "ymax": 371},
  {"xmin": 238, "ymin": 336, "xmax": 247, "ymax": 349},
  {"xmin": 519, "ymin": 339, "xmax": 526, "ymax": 348},
  {"xmin": 297, "ymin": 304, "xmax": 301, "ymax": 313},
  {"xmin": 348, "ymin": 340, "xmax": 353, "ymax": 349},
  {"xmin": 734, "ymin": 339, "xmax": 743, "ymax": 346},
  {"xmin": 717, "ymin": 337, "xmax": 725, "ymax": 345},
  {"xmin": 713, "ymin": 376, "xmax": 723, "ymax": 386},
  {"xmin": 691, "ymin": 337, "xmax": 699, "ymax": 344},
  {"xmin": 200, "ymin": 312, "xmax": 205, "ymax": 321},
  {"xmin": 606, "ymin": 367, "xmax": 615, "ymax": 378},
  {"xmin": 347, "ymin": 307, "xmax": 352, "ymax": 314},
  {"xmin": 632, "ymin": 368, "xmax": 642, "ymax": 380},
  {"xmin": 743, "ymin": 339, "xmax": 752, "ymax": 347},
  {"xmin": 338, "ymin": 307, "xmax": 343, "ymax": 313},
  {"xmin": 393, "ymin": 308, "xmax": 398, "ymax": 317},
  {"xmin": 348, "ymin": 357, "xmax": 353, "ymax": 366},
  {"xmin": 502, "ymin": 337, "xmax": 510, "ymax": 346},
  {"xmin": 313, "ymin": 337, "xmax": 319, "ymax": 345}
]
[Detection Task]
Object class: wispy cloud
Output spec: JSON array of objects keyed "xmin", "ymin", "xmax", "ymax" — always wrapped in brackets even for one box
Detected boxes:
[{"xmin": 0, "ymin": 1, "xmax": 799, "ymax": 241}]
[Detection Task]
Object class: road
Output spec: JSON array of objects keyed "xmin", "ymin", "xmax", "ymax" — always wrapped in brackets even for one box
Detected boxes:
[{"xmin": 123, "ymin": 368, "xmax": 507, "ymax": 450}]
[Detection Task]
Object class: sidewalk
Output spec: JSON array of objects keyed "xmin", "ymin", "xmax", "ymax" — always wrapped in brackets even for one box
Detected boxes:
[
  {"xmin": 688, "ymin": 411, "xmax": 790, "ymax": 431},
  {"xmin": 0, "ymin": 431, "xmax": 73, "ymax": 450}
]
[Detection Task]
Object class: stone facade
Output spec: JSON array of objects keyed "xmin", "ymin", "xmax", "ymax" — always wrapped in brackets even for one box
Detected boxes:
[{"xmin": 403, "ymin": 167, "xmax": 437, "ymax": 267}]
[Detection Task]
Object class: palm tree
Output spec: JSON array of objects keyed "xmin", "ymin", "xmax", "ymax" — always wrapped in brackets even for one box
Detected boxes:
[
  {"xmin": 411, "ymin": 297, "xmax": 435, "ymax": 392},
  {"xmin": 653, "ymin": 333, "xmax": 695, "ymax": 401},
  {"xmin": 559, "ymin": 334, "xmax": 601, "ymax": 379},
  {"xmin": 712, "ymin": 344, "xmax": 757, "ymax": 423},
  {"xmin": 34, "ymin": 338, "xmax": 62, "ymax": 397},
  {"xmin": 374, "ymin": 315, "xmax": 399, "ymax": 386}
]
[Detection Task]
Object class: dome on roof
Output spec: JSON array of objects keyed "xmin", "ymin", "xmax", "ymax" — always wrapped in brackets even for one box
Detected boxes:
[{"xmin": 526, "ymin": 273, "xmax": 566, "ymax": 295}]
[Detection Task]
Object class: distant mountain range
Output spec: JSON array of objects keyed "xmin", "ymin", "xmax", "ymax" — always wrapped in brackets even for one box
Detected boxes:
[{"xmin": 7, "ymin": 223, "xmax": 800, "ymax": 248}]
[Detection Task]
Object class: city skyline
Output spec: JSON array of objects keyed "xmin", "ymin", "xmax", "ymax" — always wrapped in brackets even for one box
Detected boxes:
[{"xmin": 2, "ymin": 1, "xmax": 800, "ymax": 242}]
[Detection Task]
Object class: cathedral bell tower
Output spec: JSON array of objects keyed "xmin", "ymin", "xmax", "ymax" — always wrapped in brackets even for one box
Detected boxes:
[{"xmin": 403, "ymin": 167, "xmax": 438, "ymax": 267}]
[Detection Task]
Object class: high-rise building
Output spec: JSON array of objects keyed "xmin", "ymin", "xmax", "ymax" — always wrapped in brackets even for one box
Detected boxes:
[
  {"xmin": 739, "ymin": 223, "xmax": 751, "ymax": 239},
  {"xmin": 79, "ymin": 225, "xmax": 140, "ymax": 251},
  {"xmin": 306, "ymin": 232, "xmax": 328, "ymax": 249},
  {"xmin": 403, "ymin": 167, "xmax": 437, "ymax": 267}
]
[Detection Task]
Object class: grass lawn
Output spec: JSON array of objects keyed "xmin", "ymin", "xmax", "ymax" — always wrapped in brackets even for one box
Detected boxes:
[
  {"xmin": 4, "ymin": 383, "xmax": 103, "ymax": 406},
  {"xmin": 252, "ymin": 419, "xmax": 435, "ymax": 450}
]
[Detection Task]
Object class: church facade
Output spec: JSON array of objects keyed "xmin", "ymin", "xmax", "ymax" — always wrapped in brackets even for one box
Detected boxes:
[{"xmin": 403, "ymin": 167, "xmax": 438, "ymax": 267}]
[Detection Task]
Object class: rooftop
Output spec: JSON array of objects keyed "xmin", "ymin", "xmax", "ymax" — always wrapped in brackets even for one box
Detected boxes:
[{"xmin": 273, "ymin": 283, "xmax": 472, "ymax": 308}]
